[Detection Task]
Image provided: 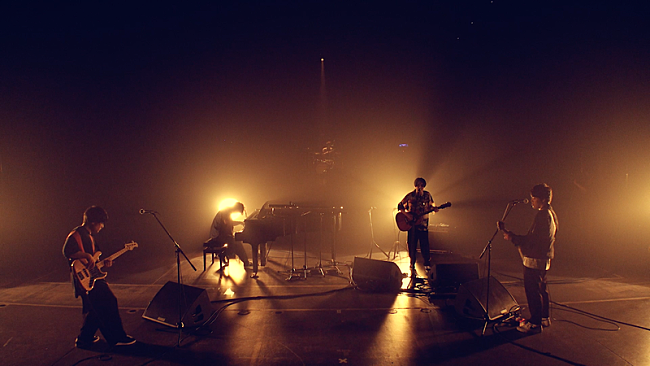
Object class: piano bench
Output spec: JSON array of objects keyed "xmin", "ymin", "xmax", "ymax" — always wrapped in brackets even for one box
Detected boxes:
[{"xmin": 203, "ymin": 245, "xmax": 228, "ymax": 271}]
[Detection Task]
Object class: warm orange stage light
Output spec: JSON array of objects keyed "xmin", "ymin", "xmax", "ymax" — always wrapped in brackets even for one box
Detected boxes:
[{"xmin": 217, "ymin": 198, "xmax": 245, "ymax": 221}]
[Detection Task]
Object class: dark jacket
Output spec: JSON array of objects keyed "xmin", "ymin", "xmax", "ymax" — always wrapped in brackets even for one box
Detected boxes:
[{"xmin": 512, "ymin": 206, "xmax": 558, "ymax": 260}]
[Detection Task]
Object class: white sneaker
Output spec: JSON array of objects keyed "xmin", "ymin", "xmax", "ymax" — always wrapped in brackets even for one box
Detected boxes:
[
  {"xmin": 517, "ymin": 321, "xmax": 541, "ymax": 333},
  {"xmin": 75, "ymin": 335, "xmax": 100, "ymax": 348},
  {"xmin": 114, "ymin": 335, "xmax": 136, "ymax": 346},
  {"xmin": 541, "ymin": 317, "xmax": 551, "ymax": 327}
]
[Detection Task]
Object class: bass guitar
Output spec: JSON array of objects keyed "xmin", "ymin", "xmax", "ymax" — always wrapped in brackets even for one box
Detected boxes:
[
  {"xmin": 71, "ymin": 241, "xmax": 138, "ymax": 291},
  {"xmin": 395, "ymin": 202, "xmax": 451, "ymax": 231}
]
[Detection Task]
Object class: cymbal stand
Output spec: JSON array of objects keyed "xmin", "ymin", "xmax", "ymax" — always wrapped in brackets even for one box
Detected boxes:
[
  {"xmin": 478, "ymin": 202, "xmax": 515, "ymax": 335},
  {"xmin": 368, "ymin": 207, "xmax": 389, "ymax": 260}
]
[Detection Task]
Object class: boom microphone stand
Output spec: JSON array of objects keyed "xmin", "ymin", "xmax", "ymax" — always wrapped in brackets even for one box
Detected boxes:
[
  {"xmin": 140, "ymin": 209, "xmax": 196, "ymax": 346},
  {"xmin": 390, "ymin": 208, "xmax": 404, "ymax": 260},
  {"xmin": 368, "ymin": 207, "xmax": 389, "ymax": 259},
  {"xmin": 478, "ymin": 201, "xmax": 516, "ymax": 335}
]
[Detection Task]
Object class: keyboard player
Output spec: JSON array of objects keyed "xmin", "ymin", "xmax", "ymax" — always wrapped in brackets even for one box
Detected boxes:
[{"xmin": 206, "ymin": 202, "xmax": 251, "ymax": 267}]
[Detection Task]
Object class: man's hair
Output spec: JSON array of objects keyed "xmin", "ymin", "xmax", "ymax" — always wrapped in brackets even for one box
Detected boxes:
[
  {"xmin": 414, "ymin": 177, "xmax": 427, "ymax": 187},
  {"xmin": 83, "ymin": 206, "xmax": 108, "ymax": 224},
  {"xmin": 530, "ymin": 183, "xmax": 552, "ymax": 203},
  {"xmin": 233, "ymin": 202, "xmax": 244, "ymax": 213}
]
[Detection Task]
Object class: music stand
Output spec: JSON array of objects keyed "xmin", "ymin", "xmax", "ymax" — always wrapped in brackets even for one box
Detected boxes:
[{"xmin": 286, "ymin": 210, "xmax": 308, "ymax": 281}]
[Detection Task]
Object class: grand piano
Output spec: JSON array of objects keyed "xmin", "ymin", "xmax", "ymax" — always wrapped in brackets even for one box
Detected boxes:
[{"xmin": 235, "ymin": 201, "xmax": 343, "ymax": 278}]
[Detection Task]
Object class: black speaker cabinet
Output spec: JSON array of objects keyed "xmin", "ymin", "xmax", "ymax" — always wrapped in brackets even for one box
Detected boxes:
[
  {"xmin": 429, "ymin": 262, "xmax": 479, "ymax": 292},
  {"xmin": 352, "ymin": 257, "xmax": 403, "ymax": 293},
  {"xmin": 143, "ymin": 281, "xmax": 213, "ymax": 328},
  {"xmin": 454, "ymin": 276, "xmax": 519, "ymax": 321}
]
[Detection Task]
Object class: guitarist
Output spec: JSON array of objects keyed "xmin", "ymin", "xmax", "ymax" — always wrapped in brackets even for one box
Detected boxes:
[
  {"xmin": 62, "ymin": 206, "xmax": 136, "ymax": 348},
  {"xmin": 398, "ymin": 177, "xmax": 438, "ymax": 276},
  {"xmin": 498, "ymin": 184, "xmax": 558, "ymax": 334}
]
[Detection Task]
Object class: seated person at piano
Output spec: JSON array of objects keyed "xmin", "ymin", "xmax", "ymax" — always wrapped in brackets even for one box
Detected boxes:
[{"xmin": 206, "ymin": 202, "xmax": 251, "ymax": 267}]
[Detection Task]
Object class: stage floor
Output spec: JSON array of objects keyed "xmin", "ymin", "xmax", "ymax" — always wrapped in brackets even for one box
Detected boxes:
[{"xmin": 1, "ymin": 247, "xmax": 650, "ymax": 366}]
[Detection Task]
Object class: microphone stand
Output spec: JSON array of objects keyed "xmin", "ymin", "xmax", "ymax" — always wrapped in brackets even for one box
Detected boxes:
[
  {"xmin": 478, "ymin": 202, "xmax": 515, "ymax": 335},
  {"xmin": 368, "ymin": 207, "xmax": 389, "ymax": 260},
  {"xmin": 143, "ymin": 211, "xmax": 196, "ymax": 346}
]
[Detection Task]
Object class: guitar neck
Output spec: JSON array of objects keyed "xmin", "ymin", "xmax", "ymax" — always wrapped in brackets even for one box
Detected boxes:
[
  {"xmin": 423, "ymin": 206, "xmax": 441, "ymax": 215},
  {"xmin": 106, "ymin": 247, "xmax": 130, "ymax": 262},
  {"xmin": 419, "ymin": 202, "xmax": 451, "ymax": 216},
  {"xmin": 423, "ymin": 207, "xmax": 436, "ymax": 215},
  {"xmin": 95, "ymin": 248, "xmax": 130, "ymax": 270}
]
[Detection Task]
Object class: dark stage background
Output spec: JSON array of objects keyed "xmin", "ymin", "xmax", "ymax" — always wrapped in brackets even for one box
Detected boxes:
[{"xmin": 1, "ymin": 2, "xmax": 649, "ymax": 277}]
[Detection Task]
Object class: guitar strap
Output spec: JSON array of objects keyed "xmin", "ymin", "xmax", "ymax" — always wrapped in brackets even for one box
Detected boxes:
[
  {"xmin": 70, "ymin": 231, "xmax": 84, "ymax": 253},
  {"xmin": 68, "ymin": 227, "xmax": 96, "ymax": 254},
  {"xmin": 67, "ymin": 230, "xmax": 87, "ymax": 297},
  {"xmin": 89, "ymin": 234, "xmax": 96, "ymax": 254}
]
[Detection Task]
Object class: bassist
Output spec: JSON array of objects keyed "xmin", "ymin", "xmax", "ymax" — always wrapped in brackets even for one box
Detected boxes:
[
  {"xmin": 398, "ymin": 177, "xmax": 438, "ymax": 276},
  {"xmin": 62, "ymin": 206, "xmax": 136, "ymax": 348}
]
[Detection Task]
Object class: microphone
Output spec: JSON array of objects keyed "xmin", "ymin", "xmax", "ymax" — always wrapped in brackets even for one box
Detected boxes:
[
  {"xmin": 510, "ymin": 198, "xmax": 529, "ymax": 204},
  {"xmin": 139, "ymin": 209, "xmax": 157, "ymax": 214}
]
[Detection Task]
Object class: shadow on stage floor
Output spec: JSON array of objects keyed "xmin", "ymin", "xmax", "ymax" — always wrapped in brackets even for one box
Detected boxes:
[{"xmin": 1, "ymin": 244, "xmax": 650, "ymax": 366}]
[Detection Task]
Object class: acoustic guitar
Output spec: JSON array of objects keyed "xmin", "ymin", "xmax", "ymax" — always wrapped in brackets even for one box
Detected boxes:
[{"xmin": 395, "ymin": 202, "xmax": 451, "ymax": 231}]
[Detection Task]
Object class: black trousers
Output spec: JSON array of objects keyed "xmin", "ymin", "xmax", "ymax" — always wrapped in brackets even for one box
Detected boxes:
[
  {"xmin": 78, "ymin": 279, "xmax": 128, "ymax": 345},
  {"xmin": 523, "ymin": 266, "xmax": 549, "ymax": 325},
  {"xmin": 407, "ymin": 229, "xmax": 430, "ymax": 267}
]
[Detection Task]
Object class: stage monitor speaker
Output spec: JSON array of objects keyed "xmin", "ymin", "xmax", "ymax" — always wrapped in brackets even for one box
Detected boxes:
[
  {"xmin": 143, "ymin": 281, "xmax": 213, "ymax": 328},
  {"xmin": 429, "ymin": 262, "xmax": 479, "ymax": 292},
  {"xmin": 352, "ymin": 257, "xmax": 402, "ymax": 293},
  {"xmin": 454, "ymin": 276, "xmax": 519, "ymax": 321}
]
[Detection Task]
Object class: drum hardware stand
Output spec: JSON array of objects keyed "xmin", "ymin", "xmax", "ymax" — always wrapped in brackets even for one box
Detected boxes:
[
  {"xmin": 141, "ymin": 210, "xmax": 196, "ymax": 347},
  {"xmin": 309, "ymin": 212, "xmax": 326, "ymax": 276},
  {"xmin": 325, "ymin": 211, "xmax": 344, "ymax": 274},
  {"xmin": 367, "ymin": 207, "xmax": 390, "ymax": 260},
  {"xmin": 300, "ymin": 211, "xmax": 312, "ymax": 279}
]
